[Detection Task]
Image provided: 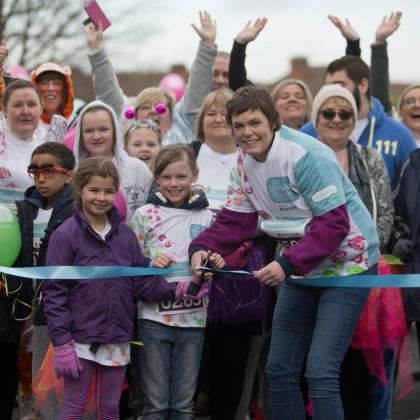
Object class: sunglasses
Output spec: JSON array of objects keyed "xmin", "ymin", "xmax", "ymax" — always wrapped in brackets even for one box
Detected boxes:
[
  {"xmin": 320, "ymin": 109, "xmax": 353, "ymax": 121},
  {"xmin": 27, "ymin": 165, "xmax": 70, "ymax": 179}
]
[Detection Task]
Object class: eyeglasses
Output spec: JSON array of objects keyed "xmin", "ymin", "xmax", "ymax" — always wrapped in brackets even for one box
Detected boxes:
[
  {"xmin": 320, "ymin": 109, "xmax": 353, "ymax": 121},
  {"xmin": 27, "ymin": 165, "xmax": 70, "ymax": 179},
  {"xmin": 402, "ymin": 98, "xmax": 420, "ymax": 107}
]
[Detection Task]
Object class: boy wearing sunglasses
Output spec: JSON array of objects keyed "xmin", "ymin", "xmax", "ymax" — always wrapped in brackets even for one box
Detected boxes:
[{"xmin": 13, "ymin": 142, "xmax": 75, "ymax": 418}]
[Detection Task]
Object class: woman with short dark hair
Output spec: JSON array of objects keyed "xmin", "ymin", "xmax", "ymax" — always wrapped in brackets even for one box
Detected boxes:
[{"xmin": 190, "ymin": 85, "xmax": 379, "ymax": 420}]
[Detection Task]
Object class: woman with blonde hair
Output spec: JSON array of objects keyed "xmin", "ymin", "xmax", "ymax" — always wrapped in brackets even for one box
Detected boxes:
[
  {"xmin": 270, "ymin": 78, "xmax": 313, "ymax": 129},
  {"xmin": 192, "ymin": 89, "xmax": 237, "ymax": 210}
]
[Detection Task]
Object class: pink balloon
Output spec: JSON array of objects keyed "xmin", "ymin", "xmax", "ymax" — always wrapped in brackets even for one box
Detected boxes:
[
  {"xmin": 115, "ymin": 190, "xmax": 128, "ymax": 222},
  {"xmin": 159, "ymin": 73, "xmax": 186, "ymax": 103},
  {"xmin": 5, "ymin": 65, "xmax": 30, "ymax": 81}
]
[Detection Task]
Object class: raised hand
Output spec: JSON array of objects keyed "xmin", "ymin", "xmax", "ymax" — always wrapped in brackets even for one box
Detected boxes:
[
  {"xmin": 191, "ymin": 10, "xmax": 217, "ymax": 46},
  {"xmin": 0, "ymin": 39, "xmax": 8, "ymax": 69},
  {"xmin": 328, "ymin": 15, "xmax": 359, "ymax": 41},
  {"xmin": 84, "ymin": 21, "xmax": 104, "ymax": 53},
  {"xmin": 375, "ymin": 11, "xmax": 402, "ymax": 43},
  {"xmin": 235, "ymin": 18, "xmax": 268, "ymax": 45}
]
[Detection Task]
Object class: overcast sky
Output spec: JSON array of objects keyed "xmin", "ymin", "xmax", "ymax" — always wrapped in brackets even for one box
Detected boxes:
[{"xmin": 100, "ymin": 0, "xmax": 418, "ymax": 85}]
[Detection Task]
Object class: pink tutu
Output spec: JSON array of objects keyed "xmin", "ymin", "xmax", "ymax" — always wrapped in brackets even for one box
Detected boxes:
[{"xmin": 350, "ymin": 256, "xmax": 409, "ymax": 388}]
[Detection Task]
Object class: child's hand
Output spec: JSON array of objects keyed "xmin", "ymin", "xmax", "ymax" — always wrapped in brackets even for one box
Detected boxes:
[
  {"xmin": 191, "ymin": 250, "xmax": 211, "ymax": 279},
  {"xmin": 53, "ymin": 340, "xmax": 82, "ymax": 379},
  {"xmin": 152, "ymin": 253, "xmax": 177, "ymax": 268},
  {"xmin": 175, "ymin": 279, "xmax": 212, "ymax": 300},
  {"xmin": 208, "ymin": 252, "xmax": 225, "ymax": 270}
]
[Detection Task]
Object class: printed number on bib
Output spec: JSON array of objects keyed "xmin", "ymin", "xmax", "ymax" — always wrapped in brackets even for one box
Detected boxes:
[{"xmin": 157, "ymin": 298, "xmax": 204, "ymax": 314}]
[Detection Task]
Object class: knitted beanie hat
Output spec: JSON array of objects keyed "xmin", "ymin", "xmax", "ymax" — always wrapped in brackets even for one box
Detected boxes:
[{"xmin": 311, "ymin": 84, "xmax": 357, "ymax": 128}]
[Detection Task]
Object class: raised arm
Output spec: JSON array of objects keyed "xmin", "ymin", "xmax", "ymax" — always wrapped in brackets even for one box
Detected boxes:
[
  {"xmin": 84, "ymin": 22, "xmax": 125, "ymax": 117},
  {"xmin": 229, "ymin": 18, "xmax": 267, "ymax": 91},
  {"xmin": 370, "ymin": 11, "xmax": 402, "ymax": 115},
  {"xmin": 179, "ymin": 11, "xmax": 218, "ymax": 121},
  {"xmin": 327, "ymin": 15, "xmax": 361, "ymax": 56}
]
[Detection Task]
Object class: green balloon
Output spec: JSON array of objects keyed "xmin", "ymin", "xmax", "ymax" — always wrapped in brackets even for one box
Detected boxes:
[{"xmin": 0, "ymin": 205, "xmax": 22, "ymax": 267}]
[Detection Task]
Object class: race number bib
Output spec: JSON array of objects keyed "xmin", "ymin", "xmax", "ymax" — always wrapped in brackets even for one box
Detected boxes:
[
  {"xmin": 261, "ymin": 218, "xmax": 311, "ymax": 252},
  {"xmin": 157, "ymin": 298, "xmax": 205, "ymax": 315}
]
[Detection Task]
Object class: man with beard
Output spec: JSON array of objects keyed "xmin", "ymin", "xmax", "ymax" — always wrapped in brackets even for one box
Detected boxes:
[{"xmin": 301, "ymin": 55, "xmax": 416, "ymax": 187}]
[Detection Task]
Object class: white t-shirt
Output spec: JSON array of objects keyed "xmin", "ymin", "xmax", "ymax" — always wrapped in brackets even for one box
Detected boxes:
[
  {"xmin": 93, "ymin": 219, "xmax": 112, "ymax": 240},
  {"xmin": 349, "ymin": 118, "xmax": 369, "ymax": 144},
  {"xmin": 131, "ymin": 204, "xmax": 213, "ymax": 328},
  {"xmin": 75, "ymin": 342, "xmax": 130, "ymax": 366},
  {"xmin": 33, "ymin": 208, "xmax": 53, "ymax": 265},
  {"xmin": 196, "ymin": 143, "xmax": 238, "ymax": 211},
  {"xmin": 0, "ymin": 123, "xmax": 46, "ymax": 211}
]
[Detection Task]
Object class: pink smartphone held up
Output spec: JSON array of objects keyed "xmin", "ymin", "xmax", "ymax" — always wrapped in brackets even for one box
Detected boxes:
[{"xmin": 83, "ymin": 0, "xmax": 111, "ymax": 31}]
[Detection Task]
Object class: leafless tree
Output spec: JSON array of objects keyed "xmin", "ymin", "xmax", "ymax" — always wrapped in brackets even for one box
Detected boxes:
[
  {"xmin": 1, "ymin": 0, "xmax": 84, "ymax": 68},
  {"xmin": 0, "ymin": 0, "xmax": 157, "ymax": 71}
]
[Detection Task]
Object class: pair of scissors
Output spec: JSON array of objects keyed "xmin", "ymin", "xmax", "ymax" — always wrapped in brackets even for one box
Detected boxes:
[{"xmin": 187, "ymin": 251, "xmax": 213, "ymax": 296}]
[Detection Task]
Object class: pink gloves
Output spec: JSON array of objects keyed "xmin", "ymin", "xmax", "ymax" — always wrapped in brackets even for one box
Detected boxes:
[
  {"xmin": 176, "ymin": 279, "xmax": 212, "ymax": 300},
  {"xmin": 53, "ymin": 340, "xmax": 83, "ymax": 379}
]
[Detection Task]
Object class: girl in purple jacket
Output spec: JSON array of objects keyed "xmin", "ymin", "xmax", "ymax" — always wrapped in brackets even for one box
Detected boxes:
[{"xmin": 43, "ymin": 157, "xmax": 195, "ymax": 419}]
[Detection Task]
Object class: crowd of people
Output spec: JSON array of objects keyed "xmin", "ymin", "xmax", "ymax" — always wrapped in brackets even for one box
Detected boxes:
[{"xmin": 1, "ymin": 9, "xmax": 420, "ymax": 420}]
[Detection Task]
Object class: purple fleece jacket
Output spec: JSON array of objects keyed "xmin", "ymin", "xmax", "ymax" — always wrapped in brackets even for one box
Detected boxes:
[
  {"xmin": 43, "ymin": 207, "xmax": 176, "ymax": 346},
  {"xmin": 189, "ymin": 205, "xmax": 350, "ymax": 276}
]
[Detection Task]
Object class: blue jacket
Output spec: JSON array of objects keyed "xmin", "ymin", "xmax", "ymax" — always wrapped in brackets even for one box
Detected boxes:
[
  {"xmin": 301, "ymin": 97, "xmax": 416, "ymax": 186},
  {"xmin": 43, "ymin": 206, "xmax": 176, "ymax": 346}
]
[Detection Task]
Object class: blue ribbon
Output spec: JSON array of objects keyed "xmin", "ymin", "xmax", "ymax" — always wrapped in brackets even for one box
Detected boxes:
[
  {"xmin": 0, "ymin": 265, "xmax": 189, "ymax": 280},
  {"xmin": 198, "ymin": 267, "xmax": 418, "ymax": 288},
  {"xmin": 0, "ymin": 265, "xmax": 418, "ymax": 288},
  {"xmin": 287, "ymin": 275, "xmax": 418, "ymax": 288}
]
